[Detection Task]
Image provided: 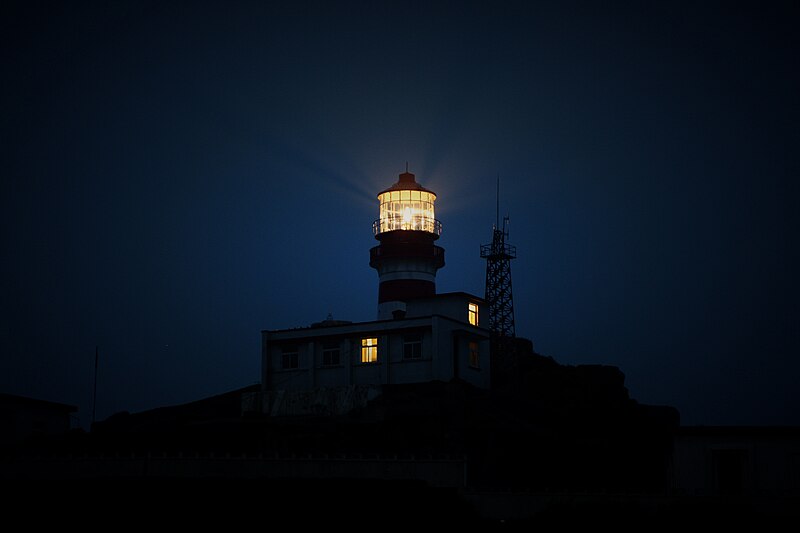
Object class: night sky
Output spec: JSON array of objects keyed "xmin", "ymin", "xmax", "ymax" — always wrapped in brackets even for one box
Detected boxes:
[{"xmin": 2, "ymin": 1, "xmax": 798, "ymax": 428}]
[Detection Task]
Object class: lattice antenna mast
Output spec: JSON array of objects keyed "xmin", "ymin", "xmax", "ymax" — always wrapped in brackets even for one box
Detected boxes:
[{"xmin": 481, "ymin": 178, "xmax": 516, "ymax": 338}]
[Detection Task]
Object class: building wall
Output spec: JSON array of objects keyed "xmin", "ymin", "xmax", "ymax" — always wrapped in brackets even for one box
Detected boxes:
[
  {"xmin": 672, "ymin": 431, "xmax": 800, "ymax": 496},
  {"xmin": 262, "ymin": 311, "xmax": 489, "ymax": 393},
  {"xmin": 0, "ymin": 394, "xmax": 76, "ymax": 447},
  {"xmin": 405, "ymin": 293, "xmax": 484, "ymax": 326}
]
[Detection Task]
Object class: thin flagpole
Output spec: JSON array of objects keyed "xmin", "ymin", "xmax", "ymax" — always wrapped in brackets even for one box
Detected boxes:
[{"xmin": 92, "ymin": 345, "xmax": 98, "ymax": 426}]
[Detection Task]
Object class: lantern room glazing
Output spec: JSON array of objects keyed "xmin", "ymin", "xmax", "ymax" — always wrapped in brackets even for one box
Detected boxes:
[{"xmin": 372, "ymin": 174, "xmax": 442, "ymax": 237}]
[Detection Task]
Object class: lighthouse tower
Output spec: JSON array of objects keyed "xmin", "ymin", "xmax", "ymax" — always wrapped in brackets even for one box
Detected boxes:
[{"xmin": 369, "ymin": 170, "xmax": 445, "ymax": 319}]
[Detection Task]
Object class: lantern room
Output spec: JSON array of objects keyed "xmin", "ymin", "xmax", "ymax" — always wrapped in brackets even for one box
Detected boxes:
[{"xmin": 372, "ymin": 171, "xmax": 442, "ymax": 237}]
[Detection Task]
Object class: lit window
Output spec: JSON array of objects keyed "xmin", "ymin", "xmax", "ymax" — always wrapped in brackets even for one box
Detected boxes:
[
  {"xmin": 469, "ymin": 341, "xmax": 480, "ymax": 368},
  {"xmin": 322, "ymin": 341, "xmax": 340, "ymax": 366},
  {"xmin": 468, "ymin": 303, "xmax": 479, "ymax": 326},
  {"xmin": 403, "ymin": 333, "xmax": 422, "ymax": 360},
  {"xmin": 361, "ymin": 337, "xmax": 378, "ymax": 363},
  {"xmin": 281, "ymin": 346, "xmax": 299, "ymax": 369}
]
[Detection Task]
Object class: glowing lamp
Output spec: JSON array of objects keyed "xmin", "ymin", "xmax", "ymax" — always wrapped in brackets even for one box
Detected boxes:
[{"xmin": 373, "ymin": 171, "xmax": 441, "ymax": 237}]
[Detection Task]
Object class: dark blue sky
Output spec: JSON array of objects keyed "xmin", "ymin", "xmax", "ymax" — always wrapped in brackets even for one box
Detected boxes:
[{"xmin": 2, "ymin": 1, "xmax": 798, "ymax": 427}]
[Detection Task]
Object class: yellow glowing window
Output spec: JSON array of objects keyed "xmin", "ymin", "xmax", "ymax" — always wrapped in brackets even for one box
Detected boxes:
[
  {"xmin": 411, "ymin": 190, "xmax": 420, "ymax": 200},
  {"xmin": 401, "ymin": 190, "xmax": 410, "ymax": 200},
  {"xmin": 361, "ymin": 337, "xmax": 378, "ymax": 363},
  {"xmin": 469, "ymin": 341, "xmax": 480, "ymax": 368},
  {"xmin": 468, "ymin": 303, "xmax": 479, "ymax": 326},
  {"xmin": 391, "ymin": 191, "xmax": 400, "ymax": 201}
]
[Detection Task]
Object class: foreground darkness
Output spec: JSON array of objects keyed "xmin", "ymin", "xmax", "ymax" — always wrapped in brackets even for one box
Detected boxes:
[
  {"xmin": 4, "ymin": 340, "xmax": 797, "ymax": 522},
  {"xmin": 14, "ymin": 340, "xmax": 676, "ymax": 487},
  {"xmin": 6, "ymin": 478, "xmax": 789, "ymax": 526}
]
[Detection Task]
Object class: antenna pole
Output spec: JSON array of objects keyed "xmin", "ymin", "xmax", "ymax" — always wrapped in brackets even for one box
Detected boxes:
[
  {"xmin": 496, "ymin": 174, "xmax": 500, "ymax": 229},
  {"xmin": 92, "ymin": 345, "xmax": 98, "ymax": 426}
]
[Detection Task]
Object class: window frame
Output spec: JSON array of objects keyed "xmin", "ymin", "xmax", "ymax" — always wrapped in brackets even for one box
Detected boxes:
[
  {"xmin": 322, "ymin": 340, "xmax": 341, "ymax": 367},
  {"xmin": 402, "ymin": 333, "xmax": 423, "ymax": 360},
  {"xmin": 468, "ymin": 341, "xmax": 480, "ymax": 368},
  {"xmin": 468, "ymin": 302, "xmax": 479, "ymax": 326},
  {"xmin": 281, "ymin": 346, "xmax": 299, "ymax": 370},
  {"xmin": 361, "ymin": 337, "xmax": 378, "ymax": 363}
]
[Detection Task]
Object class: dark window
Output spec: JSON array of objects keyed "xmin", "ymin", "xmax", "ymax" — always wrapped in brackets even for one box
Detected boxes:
[
  {"xmin": 403, "ymin": 334, "xmax": 423, "ymax": 360},
  {"xmin": 281, "ymin": 347, "xmax": 299, "ymax": 369},
  {"xmin": 468, "ymin": 341, "xmax": 480, "ymax": 368},
  {"xmin": 322, "ymin": 341, "xmax": 340, "ymax": 366}
]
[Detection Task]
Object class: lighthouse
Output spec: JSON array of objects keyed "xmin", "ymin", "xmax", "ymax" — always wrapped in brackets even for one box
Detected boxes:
[
  {"xmin": 259, "ymin": 166, "xmax": 490, "ymax": 403},
  {"xmin": 369, "ymin": 170, "xmax": 445, "ymax": 319}
]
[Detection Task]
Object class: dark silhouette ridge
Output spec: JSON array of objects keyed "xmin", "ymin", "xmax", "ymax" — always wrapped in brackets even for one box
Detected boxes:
[
  {"xmin": 6, "ymin": 342, "xmax": 673, "ymax": 481},
  {"xmin": 5, "ymin": 341, "xmax": 797, "ymax": 521},
  {"xmin": 0, "ymin": 393, "xmax": 77, "ymax": 452}
]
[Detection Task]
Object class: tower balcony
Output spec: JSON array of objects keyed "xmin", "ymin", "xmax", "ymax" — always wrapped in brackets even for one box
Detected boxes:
[
  {"xmin": 480, "ymin": 241, "xmax": 516, "ymax": 259},
  {"xmin": 373, "ymin": 217, "xmax": 442, "ymax": 237}
]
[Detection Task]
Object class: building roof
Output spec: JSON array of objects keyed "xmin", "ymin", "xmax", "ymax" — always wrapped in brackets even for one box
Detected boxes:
[
  {"xmin": 377, "ymin": 171, "xmax": 435, "ymax": 196},
  {"xmin": 263, "ymin": 292, "xmax": 486, "ymax": 335},
  {"xmin": 264, "ymin": 313, "xmax": 489, "ymax": 337},
  {"xmin": 0, "ymin": 393, "xmax": 77, "ymax": 413},
  {"xmin": 674, "ymin": 425, "xmax": 800, "ymax": 437},
  {"xmin": 422, "ymin": 291, "xmax": 486, "ymax": 304}
]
